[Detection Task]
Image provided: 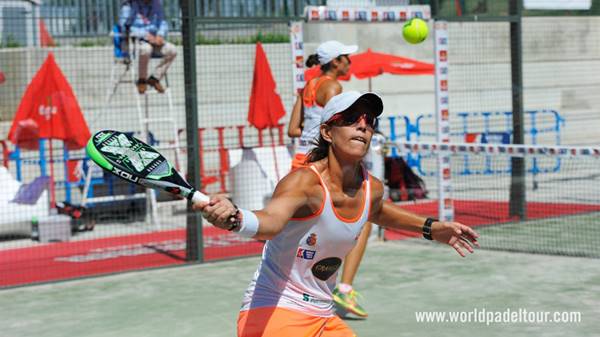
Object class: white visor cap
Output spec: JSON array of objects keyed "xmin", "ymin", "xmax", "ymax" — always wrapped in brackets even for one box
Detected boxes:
[
  {"xmin": 316, "ymin": 40, "xmax": 358, "ymax": 65},
  {"xmin": 321, "ymin": 91, "xmax": 384, "ymax": 125}
]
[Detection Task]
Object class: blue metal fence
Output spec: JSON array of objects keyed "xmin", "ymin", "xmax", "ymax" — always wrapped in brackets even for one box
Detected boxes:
[{"xmin": 387, "ymin": 110, "xmax": 566, "ymax": 176}]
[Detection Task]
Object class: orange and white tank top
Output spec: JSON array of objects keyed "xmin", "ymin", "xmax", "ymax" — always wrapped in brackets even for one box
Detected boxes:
[
  {"xmin": 240, "ymin": 165, "xmax": 371, "ymax": 317},
  {"xmin": 297, "ymin": 75, "xmax": 334, "ymax": 155}
]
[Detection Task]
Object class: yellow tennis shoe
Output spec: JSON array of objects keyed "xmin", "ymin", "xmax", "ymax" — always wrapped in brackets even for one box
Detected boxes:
[{"xmin": 333, "ymin": 287, "xmax": 368, "ymax": 318}]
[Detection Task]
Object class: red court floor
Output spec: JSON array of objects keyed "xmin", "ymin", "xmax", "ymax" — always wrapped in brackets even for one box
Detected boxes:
[
  {"xmin": 0, "ymin": 226, "xmax": 264, "ymax": 287},
  {"xmin": 2, "ymin": 200, "xmax": 599, "ymax": 287}
]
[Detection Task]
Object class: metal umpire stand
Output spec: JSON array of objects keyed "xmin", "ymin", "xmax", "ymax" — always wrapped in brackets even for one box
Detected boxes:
[{"xmin": 94, "ymin": 24, "xmax": 185, "ymax": 227}]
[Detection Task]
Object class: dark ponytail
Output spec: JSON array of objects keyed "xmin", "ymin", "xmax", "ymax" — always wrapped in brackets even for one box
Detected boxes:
[
  {"xmin": 306, "ymin": 135, "xmax": 330, "ymax": 163},
  {"xmin": 305, "ymin": 54, "xmax": 320, "ymax": 67},
  {"xmin": 306, "ymin": 53, "xmax": 336, "ymax": 73}
]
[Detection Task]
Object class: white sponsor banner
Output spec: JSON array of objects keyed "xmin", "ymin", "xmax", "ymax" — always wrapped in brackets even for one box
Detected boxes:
[
  {"xmin": 524, "ymin": 0, "xmax": 591, "ymax": 10},
  {"xmin": 289, "ymin": 21, "xmax": 305, "ymax": 93},
  {"xmin": 434, "ymin": 20, "xmax": 453, "ymax": 222},
  {"xmin": 304, "ymin": 5, "xmax": 431, "ymax": 22}
]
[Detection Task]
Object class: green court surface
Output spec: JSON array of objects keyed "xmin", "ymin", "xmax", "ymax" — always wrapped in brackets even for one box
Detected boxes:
[
  {"xmin": 1, "ymin": 240, "xmax": 599, "ymax": 337},
  {"xmin": 476, "ymin": 212, "xmax": 600, "ymax": 258}
]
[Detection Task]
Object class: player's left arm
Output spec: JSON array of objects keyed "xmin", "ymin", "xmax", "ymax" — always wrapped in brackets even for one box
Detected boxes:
[{"xmin": 368, "ymin": 177, "xmax": 479, "ymax": 257}]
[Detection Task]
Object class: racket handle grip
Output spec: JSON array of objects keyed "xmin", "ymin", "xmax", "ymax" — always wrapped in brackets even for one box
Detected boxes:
[{"xmin": 191, "ymin": 191, "xmax": 209, "ymax": 203}]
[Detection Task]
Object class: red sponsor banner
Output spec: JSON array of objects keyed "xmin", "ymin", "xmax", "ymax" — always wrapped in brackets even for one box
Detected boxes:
[
  {"xmin": 439, "ymin": 50, "xmax": 447, "ymax": 62},
  {"xmin": 310, "ymin": 9, "xmax": 319, "ymax": 20},
  {"xmin": 441, "ymin": 109, "xmax": 449, "ymax": 120},
  {"xmin": 440, "ymin": 79, "xmax": 448, "ymax": 91},
  {"xmin": 443, "ymin": 167, "xmax": 451, "ymax": 179},
  {"xmin": 342, "ymin": 10, "xmax": 350, "ymax": 20},
  {"xmin": 371, "ymin": 10, "xmax": 379, "ymax": 21}
]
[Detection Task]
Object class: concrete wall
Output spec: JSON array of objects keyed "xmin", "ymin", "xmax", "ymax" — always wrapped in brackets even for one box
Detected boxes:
[
  {"xmin": 0, "ymin": 43, "xmax": 295, "ymax": 150},
  {"xmin": 0, "ymin": 42, "xmax": 296, "ymax": 198}
]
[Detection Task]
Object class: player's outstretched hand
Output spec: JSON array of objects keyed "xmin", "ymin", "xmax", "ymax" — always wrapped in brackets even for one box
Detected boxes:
[
  {"xmin": 431, "ymin": 221, "xmax": 480, "ymax": 257},
  {"xmin": 193, "ymin": 194, "xmax": 238, "ymax": 231}
]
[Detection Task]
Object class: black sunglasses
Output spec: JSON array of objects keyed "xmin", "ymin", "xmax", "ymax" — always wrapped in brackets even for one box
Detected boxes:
[{"xmin": 327, "ymin": 110, "xmax": 379, "ymax": 129}]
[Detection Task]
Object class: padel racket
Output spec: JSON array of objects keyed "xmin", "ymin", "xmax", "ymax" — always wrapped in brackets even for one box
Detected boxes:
[{"xmin": 86, "ymin": 130, "xmax": 209, "ymax": 203}]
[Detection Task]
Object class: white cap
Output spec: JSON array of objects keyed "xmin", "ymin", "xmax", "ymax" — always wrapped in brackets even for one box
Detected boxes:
[
  {"xmin": 316, "ymin": 40, "xmax": 358, "ymax": 65},
  {"xmin": 321, "ymin": 91, "xmax": 384, "ymax": 124}
]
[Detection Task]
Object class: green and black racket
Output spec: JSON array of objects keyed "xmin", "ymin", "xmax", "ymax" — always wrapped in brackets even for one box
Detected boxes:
[{"xmin": 86, "ymin": 130, "xmax": 209, "ymax": 204}]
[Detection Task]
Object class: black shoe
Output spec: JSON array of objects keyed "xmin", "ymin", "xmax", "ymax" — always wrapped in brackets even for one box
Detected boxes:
[
  {"xmin": 147, "ymin": 76, "xmax": 165, "ymax": 93},
  {"xmin": 136, "ymin": 78, "xmax": 147, "ymax": 94}
]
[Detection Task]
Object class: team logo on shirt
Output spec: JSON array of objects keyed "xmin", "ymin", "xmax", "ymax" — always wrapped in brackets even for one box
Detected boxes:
[
  {"xmin": 306, "ymin": 233, "xmax": 317, "ymax": 246},
  {"xmin": 297, "ymin": 248, "xmax": 316, "ymax": 260},
  {"xmin": 302, "ymin": 293, "xmax": 330, "ymax": 305},
  {"xmin": 311, "ymin": 257, "xmax": 342, "ymax": 281}
]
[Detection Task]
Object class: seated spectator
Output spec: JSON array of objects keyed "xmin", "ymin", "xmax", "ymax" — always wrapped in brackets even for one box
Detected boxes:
[{"xmin": 120, "ymin": 0, "xmax": 176, "ymax": 94}]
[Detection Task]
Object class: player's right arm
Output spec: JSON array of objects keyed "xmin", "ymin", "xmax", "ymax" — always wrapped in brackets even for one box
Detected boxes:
[
  {"xmin": 194, "ymin": 168, "xmax": 321, "ymax": 240},
  {"xmin": 250, "ymin": 168, "xmax": 320, "ymax": 239}
]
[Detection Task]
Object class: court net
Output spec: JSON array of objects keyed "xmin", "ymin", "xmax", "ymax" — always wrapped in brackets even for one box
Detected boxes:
[{"xmin": 385, "ymin": 141, "xmax": 600, "ymax": 258}]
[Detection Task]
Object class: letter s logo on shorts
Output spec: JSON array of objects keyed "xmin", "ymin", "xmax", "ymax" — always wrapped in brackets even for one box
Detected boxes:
[{"xmin": 311, "ymin": 257, "xmax": 342, "ymax": 281}]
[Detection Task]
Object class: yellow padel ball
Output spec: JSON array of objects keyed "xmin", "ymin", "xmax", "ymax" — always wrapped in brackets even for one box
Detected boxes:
[{"xmin": 402, "ymin": 18, "xmax": 428, "ymax": 44}]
